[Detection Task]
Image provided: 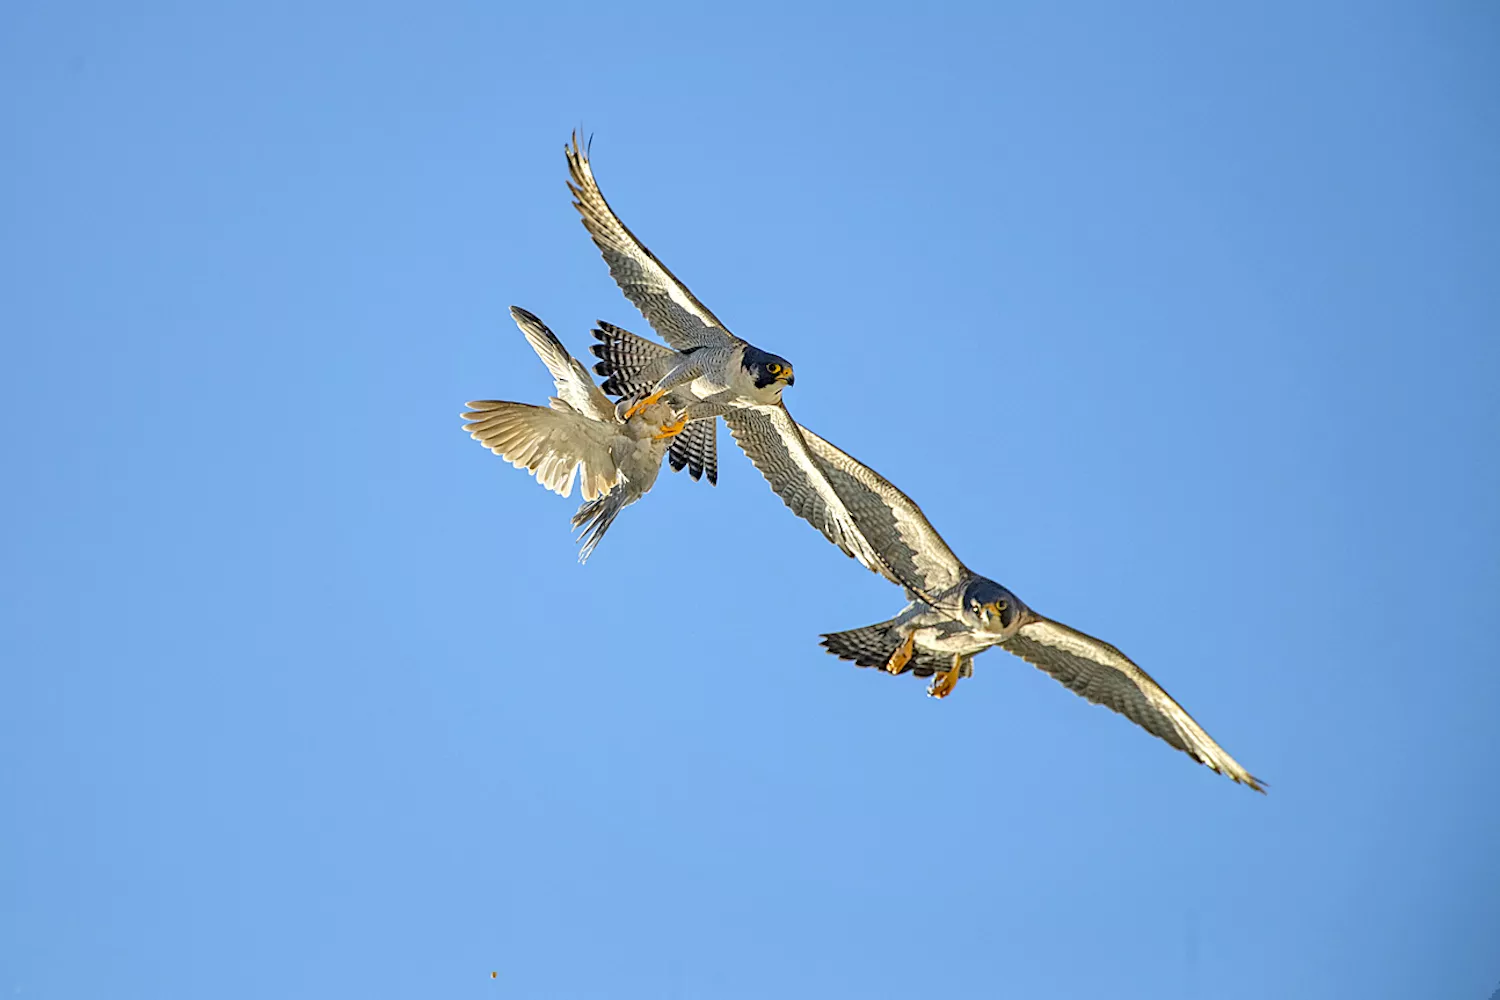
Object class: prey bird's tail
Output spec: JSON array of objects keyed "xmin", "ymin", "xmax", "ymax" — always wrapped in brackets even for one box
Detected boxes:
[
  {"xmin": 570, "ymin": 489, "xmax": 630, "ymax": 564},
  {"xmin": 820, "ymin": 619, "xmax": 960, "ymax": 679},
  {"xmin": 590, "ymin": 322, "xmax": 719, "ymax": 485}
]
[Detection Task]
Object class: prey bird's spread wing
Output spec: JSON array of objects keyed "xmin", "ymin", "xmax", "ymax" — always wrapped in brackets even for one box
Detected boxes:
[
  {"xmin": 796, "ymin": 425, "xmax": 968, "ymax": 597},
  {"xmin": 510, "ymin": 307, "xmax": 615, "ymax": 423},
  {"xmin": 463, "ymin": 401, "xmax": 622, "ymax": 501},
  {"xmin": 1005, "ymin": 615, "xmax": 1265, "ymax": 791},
  {"xmin": 723, "ymin": 405, "xmax": 886, "ymax": 576},
  {"xmin": 566, "ymin": 134, "xmax": 738, "ymax": 352}
]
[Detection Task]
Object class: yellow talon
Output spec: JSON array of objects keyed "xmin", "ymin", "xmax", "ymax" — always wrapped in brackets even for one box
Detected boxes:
[
  {"xmin": 927, "ymin": 653, "xmax": 966, "ymax": 699},
  {"xmin": 623, "ymin": 388, "xmax": 668, "ymax": 420},
  {"xmin": 884, "ymin": 632, "xmax": 915, "ymax": 675},
  {"xmin": 652, "ymin": 413, "xmax": 689, "ymax": 440}
]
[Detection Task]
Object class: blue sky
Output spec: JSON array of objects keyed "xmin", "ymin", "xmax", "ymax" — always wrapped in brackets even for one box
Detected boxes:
[{"xmin": 3, "ymin": 3, "xmax": 1497, "ymax": 997}]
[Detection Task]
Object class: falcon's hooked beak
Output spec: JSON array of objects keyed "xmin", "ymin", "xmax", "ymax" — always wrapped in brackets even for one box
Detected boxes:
[{"xmin": 777, "ymin": 368, "xmax": 795, "ymax": 386}]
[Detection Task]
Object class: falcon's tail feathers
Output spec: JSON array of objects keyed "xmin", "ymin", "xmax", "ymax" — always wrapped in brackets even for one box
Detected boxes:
[
  {"xmin": 820, "ymin": 620, "xmax": 960, "ymax": 679},
  {"xmin": 592, "ymin": 322, "xmax": 718, "ymax": 485},
  {"xmin": 668, "ymin": 417, "xmax": 718, "ymax": 485},
  {"xmin": 590, "ymin": 321, "xmax": 672, "ymax": 397},
  {"xmin": 570, "ymin": 489, "xmax": 631, "ymax": 564},
  {"xmin": 820, "ymin": 619, "xmax": 904, "ymax": 669}
]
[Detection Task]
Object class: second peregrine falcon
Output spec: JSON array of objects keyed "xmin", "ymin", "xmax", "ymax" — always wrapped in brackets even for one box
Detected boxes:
[
  {"xmin": 798, "ymin": 426, "xmax": 1265, "ymax": 792},
  {"xmin": 462, "ymin": 306, "xmax": 688, "ymax": 562}
]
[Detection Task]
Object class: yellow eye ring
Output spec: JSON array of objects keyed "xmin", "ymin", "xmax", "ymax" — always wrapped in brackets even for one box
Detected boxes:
[{"xmin": 767, "ymin": 363, "xmax": 782, "ymax": 375}]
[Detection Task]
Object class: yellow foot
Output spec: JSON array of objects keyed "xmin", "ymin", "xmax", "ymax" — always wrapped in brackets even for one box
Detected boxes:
[
  {"xmin": 884, "ymin": 632, "xmax": 915, "ymax": 675},
  {"xmin": 927, "ymin": 653, "xmax": 967, "ymax": 699},
  {"xmin": 623, "ymin": 388, "xmax": 668, "ymax": 420},
  {"xmin": 651, "ymin": 413, "xmax": 689, "ymax": 441}
]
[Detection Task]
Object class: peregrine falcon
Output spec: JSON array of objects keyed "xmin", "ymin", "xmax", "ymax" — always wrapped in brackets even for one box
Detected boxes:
[
  {"xmin": 798, "ymin": 426, "xmax": 1265, "ymax": 792},
  {"xmin": 462, "ymin": 306, "xmax": 688, "ymax": 562},
  {"xmin": 565, "ymin": 133, "xmax": 888, "ymax": 576}
]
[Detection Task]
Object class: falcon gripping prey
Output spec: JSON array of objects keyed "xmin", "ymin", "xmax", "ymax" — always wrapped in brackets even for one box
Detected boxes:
[{"xmin": 565, "ymin": 134, "xmax": 891, "ymax": 579}]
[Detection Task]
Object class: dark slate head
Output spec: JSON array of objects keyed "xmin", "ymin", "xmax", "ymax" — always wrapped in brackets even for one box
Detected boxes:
[
  {"xmin": 742, "ymin": 344, "xmax": 795, "ymax": 390},
  {"xmin": 962, "ymin": 577, "xmax": 1024, "ymax": 634}
]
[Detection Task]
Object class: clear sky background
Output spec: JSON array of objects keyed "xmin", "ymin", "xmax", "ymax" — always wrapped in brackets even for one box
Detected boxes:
[{"xmin": 3, "ymin": 4, "xmax": 1497, "ymax": 998}]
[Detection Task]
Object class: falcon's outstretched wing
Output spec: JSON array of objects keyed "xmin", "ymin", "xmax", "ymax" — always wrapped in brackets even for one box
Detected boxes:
[
  {"xmin": 723, "ymin": 406, "xmax": 886, "ymax": 576},
  {"xmin": 509, "ymin": 307, "xmax": 615, "ymax": 423},
  {"xmin": 566, "ymin": 133, "xmax": 737, "ymax": 352},
  {"xmin": 1004, "ymin": 615, "xmax": 1265, "ymax": 791},
  {"xmin": 796, "ymin": 425, "xmax": 968, "ymax": 597}
]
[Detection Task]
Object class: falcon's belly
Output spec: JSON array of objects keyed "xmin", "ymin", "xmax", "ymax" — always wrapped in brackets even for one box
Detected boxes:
[
  {"xmin": 684, "ymin": 373, "xmax": 749, "ymax": 409},
  {"xmin": 910, "ymin": 624, "xmax": 997, "ymax": 658},
  {"xmin": 890, "ymin": 600, "xmax": 1002, "ymax": 659}
]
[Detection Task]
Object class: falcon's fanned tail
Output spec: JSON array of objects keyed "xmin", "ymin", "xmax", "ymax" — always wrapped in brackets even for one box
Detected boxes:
[
  {"xmin": 820, "ymin": 620, "xmax": 957, "ymax": 679},
  {"xmin": 668, "ymin": 418, "xmax": 717, "ymax": 484},
  {"xmin": 589, "ymin": 321, "xmax": 671, "ymax": 397},
  {"xmin": 591, "ymin": 321, "xmax": 718, "ymax": 484},
  {"xmin": 820, "ymin": 619, "xmax": 903, "ymax": 669}
]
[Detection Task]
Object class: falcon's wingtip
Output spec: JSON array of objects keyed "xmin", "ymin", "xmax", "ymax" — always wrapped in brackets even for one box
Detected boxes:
[
  {"xmin": 1211, "ymin": 759, "xmax": 1267, "ymax": 794},
  {"xmin": 1238, "ymin": 772, "xmax": 1269, "ymax": 794}
]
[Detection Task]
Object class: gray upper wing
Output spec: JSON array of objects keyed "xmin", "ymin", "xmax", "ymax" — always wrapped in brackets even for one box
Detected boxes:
[
  {"xmin": 723, "ymin": 405, "xmax": 886, "ymax": 576},
  {"xmin": 795, "ymin": 425, "xmax": 969, "ymax": 597},
  {"xmin": 566, "ymin": 135, "xmax": 737, "ymax": 352},
  {"xmin": 1004, "ymin": 615, "xmax": 1265, "ymax": 792},
  {"xmin": 509, "ymin": 307, "xmax": 615, "ymax": 422}
]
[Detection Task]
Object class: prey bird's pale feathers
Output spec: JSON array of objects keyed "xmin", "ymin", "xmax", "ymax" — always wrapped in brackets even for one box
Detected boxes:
[
  {"xmin": 566, "ymin": 133, "xmax": 889, "ymax": 577},
  {"xmin": 795, "ymin": 429, "xmax": 1265, "ymax": 792},
  {"xmin": 462, "ymin": 306, "xmax": 687, "ymax": 562}
]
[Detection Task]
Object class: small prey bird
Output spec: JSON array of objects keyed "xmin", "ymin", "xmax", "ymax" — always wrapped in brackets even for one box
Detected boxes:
[{"xmin": 462, "ymin": 306, "xmax": 688, "ymax": 562}]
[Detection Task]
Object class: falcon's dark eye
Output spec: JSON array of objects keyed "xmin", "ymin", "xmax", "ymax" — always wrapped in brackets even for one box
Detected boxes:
[{"xmin": 767, "ymin": 363, "xmax": 782, "ymax": 375}]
